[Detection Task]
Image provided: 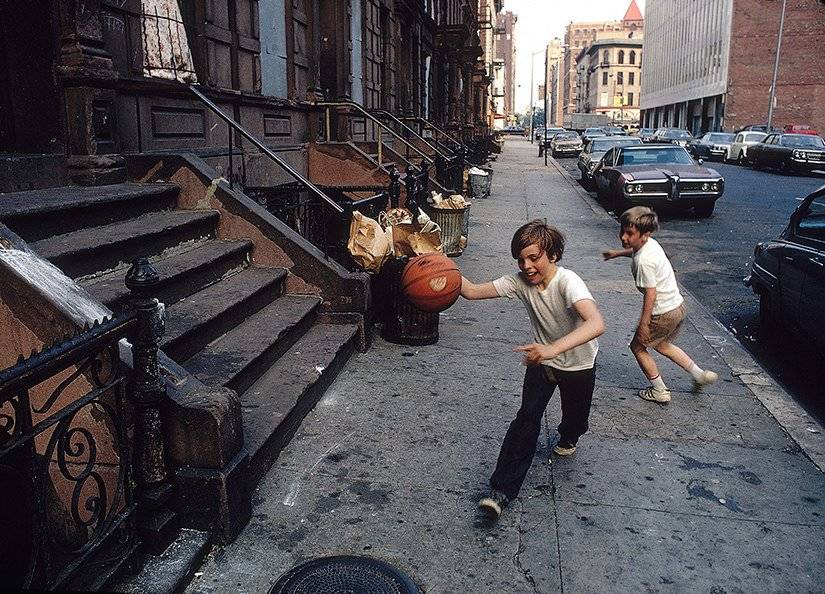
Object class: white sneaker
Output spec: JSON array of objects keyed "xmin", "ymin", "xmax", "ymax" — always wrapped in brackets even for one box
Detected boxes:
[
  {"xmin": 693, "ymin": 370, "xmax": 718, "ymax": 391},
  {"xmin": 638, "ymin": 386, "xmax": 671, "ymax": 404}
]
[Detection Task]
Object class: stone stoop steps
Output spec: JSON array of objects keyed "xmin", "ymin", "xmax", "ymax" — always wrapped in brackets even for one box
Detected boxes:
[{"xmin": 0, "ymin": 181, "xmax": 360, "ymax": 592}]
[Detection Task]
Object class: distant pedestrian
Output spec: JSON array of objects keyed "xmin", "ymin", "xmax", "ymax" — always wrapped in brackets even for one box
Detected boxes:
[
  {"xmin": 460, "ymin": 220, "xmax": 605, "ymax": 520},
  {"xmin": 602, "ymin": 206, "xmax": 718, "ymax": 404}
]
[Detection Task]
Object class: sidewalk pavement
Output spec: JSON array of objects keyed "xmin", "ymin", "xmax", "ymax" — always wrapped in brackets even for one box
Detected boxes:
[{"xmin": 187, "ymin": 136, "xmax": 825, "ymax": 594}]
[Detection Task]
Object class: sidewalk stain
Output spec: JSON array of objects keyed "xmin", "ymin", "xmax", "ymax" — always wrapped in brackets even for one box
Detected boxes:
[{"xmin": 686, "ymin": 480, "xmax": 754, "ymax": 515}]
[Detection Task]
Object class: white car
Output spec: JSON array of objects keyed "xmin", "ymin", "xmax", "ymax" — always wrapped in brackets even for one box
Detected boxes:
[{"xmin": 726, "ymin": 131, "xmax": 767, "ymax": 165}]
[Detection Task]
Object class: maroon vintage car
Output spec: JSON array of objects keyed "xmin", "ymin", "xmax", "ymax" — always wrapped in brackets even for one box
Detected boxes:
[{"xmin": 591, "ymin": 144, "xmax": 725, "ymax": 218}]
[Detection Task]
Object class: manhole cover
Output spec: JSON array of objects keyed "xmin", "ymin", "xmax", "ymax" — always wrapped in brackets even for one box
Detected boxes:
[{"xmin": 270, "ymin": 555, "xmax": 419, "ymax": 594}]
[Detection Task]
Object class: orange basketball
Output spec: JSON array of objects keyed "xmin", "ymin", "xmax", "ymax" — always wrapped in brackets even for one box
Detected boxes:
[{"xmin": 401, "ymin": 253, "xmax": 462, "ymax": 313}]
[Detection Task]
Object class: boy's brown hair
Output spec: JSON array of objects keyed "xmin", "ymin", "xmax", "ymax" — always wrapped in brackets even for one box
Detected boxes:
[
  {"xmin": 511, "ymin": 219, "xmax": 565, "ymax": 262},
  {"xmin": 619, "ymin": 206, "xmax": 659, "ymax": 234}
]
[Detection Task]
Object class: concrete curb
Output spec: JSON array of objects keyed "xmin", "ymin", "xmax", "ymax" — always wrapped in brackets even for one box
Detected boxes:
[{"xmin": 547, "ymin": 153, "xmax": 825, "ymax": 473}]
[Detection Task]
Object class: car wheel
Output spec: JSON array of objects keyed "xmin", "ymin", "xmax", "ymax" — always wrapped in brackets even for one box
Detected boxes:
[
  {"xmin": 609, "ymin": 190, "xmax": 626, "ymax": 214},
  {"xmin": 693, "ymin": 202, "xmax": 715, "ymax": 218},
  {"xmin": 758, "ymin": 290, "xmax": 777, "ymax": 339}
]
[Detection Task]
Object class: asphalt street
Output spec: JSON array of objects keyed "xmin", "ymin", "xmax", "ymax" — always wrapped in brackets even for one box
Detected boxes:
[
  {"xmin": 187, "ymin": 136, "xmax": 825, "ymax": 594},
  {"xmin": 554, "ymin": 151, "xmax": 825, "ymax": 423}
]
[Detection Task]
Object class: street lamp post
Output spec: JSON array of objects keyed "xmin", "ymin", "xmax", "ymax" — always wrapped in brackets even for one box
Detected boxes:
[
  {"xmin": 766, "ymin": 0, "xmax": 787, "ymax": 130},
  {"xmin": 544, "ymin": 47, "xmax": 549, "ymax": 166},
  {"xmin": 528, "ymin": 49, "xmax": 544, "ymax": 144}
]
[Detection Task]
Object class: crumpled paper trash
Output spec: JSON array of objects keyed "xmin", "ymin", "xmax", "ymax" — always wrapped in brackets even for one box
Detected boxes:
[
  {"xmin": 347, "ymin": 210, "xmax": 392, "ymax": 272},
  {"xmin": 468, "ymin": 166, "xmax": 488, "ymax": 176}
]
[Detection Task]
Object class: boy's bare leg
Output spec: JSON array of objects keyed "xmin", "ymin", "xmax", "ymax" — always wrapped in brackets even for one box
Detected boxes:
[
  {"xmin": 630, "ymin": 336, "xmax": 660, "ymax": 380},
  {"xmin": 653, "ymin": 340, "xmax": 693, "ymax": 370},
  {"xmin": 655, "ymin": 340, "xmax": 718, "ymax": 387}
]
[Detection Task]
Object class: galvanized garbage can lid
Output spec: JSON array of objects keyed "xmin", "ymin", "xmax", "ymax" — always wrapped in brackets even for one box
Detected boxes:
[{"xmin": 269, "ymin": 555, "xmax": 419, "ymax": 594}]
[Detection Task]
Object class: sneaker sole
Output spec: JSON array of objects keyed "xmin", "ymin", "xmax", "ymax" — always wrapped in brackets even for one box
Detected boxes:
[
  {"xmin": 478, "ymin": 498, "xmax": 502, "ymax": 519},
  {"xmin": 552, "ymin": 446, "xmax": 577, "ymax": 456}
]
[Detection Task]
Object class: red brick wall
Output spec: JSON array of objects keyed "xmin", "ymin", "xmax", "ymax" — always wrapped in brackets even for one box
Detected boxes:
[{"xmin": 726, "ymin": 0, "xmax": 825, "ymax": 132}]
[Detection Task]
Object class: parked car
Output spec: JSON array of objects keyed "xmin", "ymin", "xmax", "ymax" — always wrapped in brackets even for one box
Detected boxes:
[
  {"xmin": 737, "ymin": 124, "xmax": 780, "ymax": 133},
  {"xmin": 538, "ymin": 127, "xmax": 566, "ymax": 146},
  {"xmin": 582, "ymin": 127, "xmax": 608, "ymax": 143},
  {"xmin": 745, "ymin": 184, "xmax": 825, "ymax": 349},
  {"xmin": 748, "ymin": 133, "xmax": 825, "ymax": 174},
  {"xmin": 550, "ymin": 132, "xmax": 583, "ymax": 157},
  {"xmin": 603, "ymin": 126, "xmax": 627, "ymax": 136},
  {"xmin": 577, "ymin": 136, "xmax": 643, "ymax": 187},
  {"xmin": 725, "ymin": 131, "xmax": 767, "ymax": 165},
  {"xmin": 637, "ymin": 128, "xmax": 658, "ymax": 142},
  {"xmin": 784, "ymin": 124, "xmax": 819, "ymax": 136},
  {"xmin": 501, "ymin": 126, "xmax": 525, "ymax": 135},
  {"xmin": 688, "ymin": 132, "xmax": 735, "ymax": 161},
  {"xmin": 651, "ymin": 128, "xmax": 694, "ymax": 147},
  {"xmin": 591, "ymin": 144, "xmax": 724, "ymax": 217}
]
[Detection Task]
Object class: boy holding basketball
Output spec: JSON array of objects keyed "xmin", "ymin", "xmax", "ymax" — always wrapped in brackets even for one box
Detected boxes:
[
  {"xmin": 460, "ymin": 220, "xmax": 605, "ymax": 520},
  {"xmin": 602, "ymin": 206, "xmax": 717, "ymax": 404}
]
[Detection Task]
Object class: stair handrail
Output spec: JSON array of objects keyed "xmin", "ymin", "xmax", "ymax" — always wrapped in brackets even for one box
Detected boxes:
[
  {"xmin": 315, "ymin": 100, "xmax": 434, "ymax": 166},
  {"xmin": 368, "ymin": 109, "xmax": 453, "ymax": 162},
  {"xmin": 400, "ymin": 116, "xmax": 464, "ymax": 150},
  {"xmin": 189, "ymin": 85, "xmax": 343, "ymax": 215}
]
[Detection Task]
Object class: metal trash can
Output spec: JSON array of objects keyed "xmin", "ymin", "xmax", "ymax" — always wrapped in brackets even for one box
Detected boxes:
[
  {"xmin": 377, "ymin": 257, "xmax": 439, "ymax": 346},
  {"xmin": 424, "ymin": 204, "xmax": 470, "ymax": 256},
  {"xmin": 467, "ymin": 172, "xmax": 490, "ymax": 198}
]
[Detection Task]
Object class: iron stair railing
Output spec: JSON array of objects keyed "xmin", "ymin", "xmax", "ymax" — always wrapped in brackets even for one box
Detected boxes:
[{"xmin": 315, "ymin": 100, "xmax": 434, "ymax": 168}]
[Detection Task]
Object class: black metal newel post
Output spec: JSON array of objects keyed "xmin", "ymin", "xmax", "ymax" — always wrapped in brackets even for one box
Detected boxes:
[
  {"xmin": 404, "ymin": 165, "xmax": 419, "ymax": 214},
  {"xmin": 125, "ymin": 258, "xmax": 169, "ymax": 490},
  {"xmin": 389, "ymin": 166, "xmax": 401, "ymax": 208}
]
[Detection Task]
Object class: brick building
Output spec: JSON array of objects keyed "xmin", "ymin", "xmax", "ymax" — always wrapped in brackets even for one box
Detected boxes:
[
  {"xmin": 640, "ymin": 0, "xmax": 825, "ymax": 134},
  {"xmin": 559, "ymin": 0, "xmax": 643, "ymax": 118},
  {"xmin": 494, "ymin": 10, "xmax": 518, "ymax": 122},
  {"xmin": 576, "ymin": 36, "xmax": 643, "ymax": 126}
]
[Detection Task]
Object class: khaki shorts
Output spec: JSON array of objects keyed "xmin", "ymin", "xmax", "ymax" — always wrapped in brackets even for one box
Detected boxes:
[{"xmin": 641, "ymin": 303, "xmax": 686, "ymax": 348}]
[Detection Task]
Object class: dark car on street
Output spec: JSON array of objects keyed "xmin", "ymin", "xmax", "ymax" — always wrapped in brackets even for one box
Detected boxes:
[
  {"xmin": 591, "ymin": 144, "xmax": 724, "ymax": 217},
  {"xmin": 746, "ymin": 184, "xmax": 825, "ymax": 350},
  {"xmin": 603, "ymin": 126, "xmax": 627, "ymax": 136},
  {"xmin": 651, "ymin": 128, "xmax": 694, "ymax": 147},
  {"xmin": 581, "ymin": 127, "xmax": 608, "ymax": 143},
  {"xmin": 637, "ymin": 128, "xmax": 657, "ymax": 142},
  {"xmin": 577, "ymin": 136, "xmax": 643, "ymax": 188},
  {"xmin": 748, "ymin": 133, "xmax": 825, "ymax": 174},
  {"xmin": 688, "ymin": 132, "xmax": 736, "ymax": 161},
  {"xmin": 549, "ymin": 132, "xmax": 583, "ymax": 157}
]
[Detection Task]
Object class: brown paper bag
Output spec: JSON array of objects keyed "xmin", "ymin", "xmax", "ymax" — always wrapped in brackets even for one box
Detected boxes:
[
  {"xmin": 391, "ymin": 222, "xmax": 443, "ymax": 257},
  {"xmin": 347, "ymin": 211, "xmax": 391, "ymax": 272}
]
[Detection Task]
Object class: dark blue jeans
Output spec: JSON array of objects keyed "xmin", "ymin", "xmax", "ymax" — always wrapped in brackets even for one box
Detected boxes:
[{"xmin": 489, "ymin": 363, "xmax": 596, "ymax": 500}]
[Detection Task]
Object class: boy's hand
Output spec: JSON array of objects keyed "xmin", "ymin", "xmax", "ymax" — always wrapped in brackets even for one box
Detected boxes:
[
  {"xmin": 515, "ymin": 343, "xmax": 558, "ymax": 365},
  {"xmin": 602, "ymin": 249, "xmax": 618, "ymax": 260}
]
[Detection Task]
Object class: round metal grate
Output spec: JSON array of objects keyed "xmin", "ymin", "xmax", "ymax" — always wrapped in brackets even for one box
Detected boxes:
[{"xmin": 269, "ymin": 555, "xmax": 419, "ymax": 594}]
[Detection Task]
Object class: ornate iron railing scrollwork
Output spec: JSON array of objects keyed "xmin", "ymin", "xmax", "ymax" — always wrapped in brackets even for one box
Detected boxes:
[{"xmin": 0, "ymin": 258, "xmax": 172, "ymax": 590}]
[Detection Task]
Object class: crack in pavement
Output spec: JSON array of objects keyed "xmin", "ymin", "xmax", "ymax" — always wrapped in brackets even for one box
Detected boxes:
[{"xmin": 512, "ymin": 498, "xmax": 541, "ymax": 594}]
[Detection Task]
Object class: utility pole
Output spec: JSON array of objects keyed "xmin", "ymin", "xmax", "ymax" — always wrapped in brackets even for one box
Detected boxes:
[
  {"xmin": 528, "ymin": 49, "xmax": 543, "ymax": 143},
  {"xmin": 544, "ymin": 45, "xmax": 549, "ymax": 166},
  {"xmin": 766, "ymin": 0, "xmax": 787, "ymax": 130}
]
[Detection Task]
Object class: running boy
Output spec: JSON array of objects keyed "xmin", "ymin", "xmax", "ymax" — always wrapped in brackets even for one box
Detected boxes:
[
  {"xmin": 461, "ymin": 220, "xmax": 605, "ymax": 520},
  {"xmin": 603, "ymin": 206, "xmax": 717, "ymax": 404}
]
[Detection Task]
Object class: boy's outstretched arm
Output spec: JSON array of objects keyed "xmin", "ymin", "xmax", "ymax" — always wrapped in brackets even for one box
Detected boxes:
[
  {"xmin": 603, "ymin": 248, "xmax": 633, "ymax": 260},
  {"xmin": 516, "ymin": 299, "xmax": 606, "ymax": 365},
  {"xmin": 460, "ymin": 276, "xmax": 500, "ymax": 300}
]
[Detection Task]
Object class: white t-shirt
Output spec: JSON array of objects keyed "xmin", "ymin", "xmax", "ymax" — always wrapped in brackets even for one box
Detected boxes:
[
  {"xmin": 631, "ymin": 237, "xmax": 684, "ymax": 315},
  {"xmin": 493, "ymin": 266, "xmax": 598, "ymax": 371}
]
